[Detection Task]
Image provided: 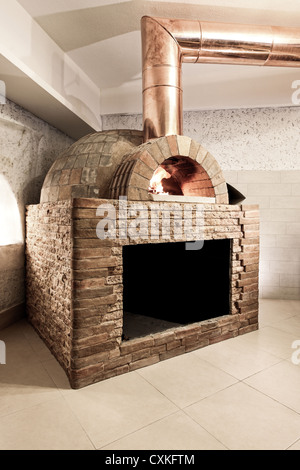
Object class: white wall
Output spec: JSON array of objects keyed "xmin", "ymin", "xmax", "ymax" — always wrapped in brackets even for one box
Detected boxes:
[
  {"xmin": 102, "ymin": 107, "xmax": 300, "ymax": 300},
  {"xmin": 223, "ymin": 170, "xmax": 300, "ymax": 299},
  {"xmin": 0, "ymin": 99, "xmax": 74, "ymax": 326},
  {"xmin": 0, "ymin": 0, "xmax": 102, "ymax": 135}
]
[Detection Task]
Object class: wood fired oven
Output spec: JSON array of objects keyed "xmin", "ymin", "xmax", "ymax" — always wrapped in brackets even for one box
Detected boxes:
[{"xmin": 26, "ymin": 130, "xmax": 259, "ymax": 389}]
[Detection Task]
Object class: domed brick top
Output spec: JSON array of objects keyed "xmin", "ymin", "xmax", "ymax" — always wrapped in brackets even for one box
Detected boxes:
[
  {"xmin": 40, "ymin": 131, "xmax": 229, "ymax": 204},
  {"xmin": 40, "ymin": 130, "xmax": 143, "ymax": 203}
]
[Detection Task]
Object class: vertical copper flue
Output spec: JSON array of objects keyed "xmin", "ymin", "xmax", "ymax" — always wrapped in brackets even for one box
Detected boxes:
[{"xmin": 142, "ymin": 16, "xmax": 300, "ymax": 141}]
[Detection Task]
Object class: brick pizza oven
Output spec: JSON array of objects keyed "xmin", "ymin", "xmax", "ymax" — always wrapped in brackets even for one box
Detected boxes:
[
  {"xmin": 26, "ymin": 131, "xmax": 259, "ymax": 389},
  {"xmin": 24, "ymin": 15, "xmax": 290, "ymax": 388}
]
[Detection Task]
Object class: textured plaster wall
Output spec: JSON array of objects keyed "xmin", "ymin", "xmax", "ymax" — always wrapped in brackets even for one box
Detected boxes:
[
  {"xmin": 102, "ymin": 107, "xmax": 300, "ymax": 299},
  {"xmin": 103, "ymin": 107, "xmax": 300, "ymax": 171},
  {"xmin": 0, "ymin": 99, "xmax": 74, "ymax": 321}
]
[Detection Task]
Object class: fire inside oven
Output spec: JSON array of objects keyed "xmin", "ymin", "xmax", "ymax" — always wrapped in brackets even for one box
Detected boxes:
[{"xmin": 148, "ymin": 156, "xmax": 215, "ymax": 198}]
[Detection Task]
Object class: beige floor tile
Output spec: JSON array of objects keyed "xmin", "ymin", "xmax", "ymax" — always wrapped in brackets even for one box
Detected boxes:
[
  {"xmin": 193, "ymin": 336, "xmax": 281, "ymax": 380},
  {"xmin": 101, "ymin": 411, "xmax": 226, "ymax": 450},
  {"xmin": 271, "ymin": 315, "xmax": 300, "ymax": 338},
  {"xmin": 0, "ymin": 323, "xmax": 40, "ymax": 365},
  {"xmin": 1, "ymin": 300, "xmax": 300, "ymax": 450},
  {"xmin": 290, "ymin": 301, "xmax": 300, "ymax": 314},
  {"xmin": 0, "ymin": 397, "xmax": 94, "ymax": 450},
  {"xmin": 260, "ymin": 299, "xmax": 300, "ymax": 314},
  {"xmin": 0, "ymin": 359, "xmax": 61, "ymax": 417},
  {"xmin": 259, "ymin": 299, "xmax": 299, "ymax": 327},
  {"xmin": 288, "ymin": 439, "xmax": 300, "ymax": 450},
  {"xmin": 22, "ymin": 324, "xmax": 54, "ymax": 362},
  {"xmin": 245, "ymin": 360, "xmax": 300, "ymax": 413},
  {"xmin": 41, "ymin": 358, "xmax": 73, "ymax": 394},
  {"xmin": 63, "ymin": 371, "xmax": 178, "ymax": 449},
  {"xmin": 0, "ymin": 322, "xmax": 62, "ymax": 418},
  {"xmin": 185, "ymin": 382, "xmax": 300, "ymax": 450},
  {"xmin": 136, "ymin": 353, "xmax": 237, "ymax": 408},
  {"xmin": 0, "ymin": 320, "xmax": 28, "ymax": 340},
  {"xmin": 233, "ymin": 326, "xmax": 296, "ymax": 359},
  {"xmin": 1, "ymin": 320, "xmax": 53, "ymax": 363}
]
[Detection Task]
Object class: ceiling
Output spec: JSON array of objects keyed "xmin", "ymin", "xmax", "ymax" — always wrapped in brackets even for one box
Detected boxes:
[{"xmin": 11, "ymin": 0, "xmax": 300, "ymax": 128}]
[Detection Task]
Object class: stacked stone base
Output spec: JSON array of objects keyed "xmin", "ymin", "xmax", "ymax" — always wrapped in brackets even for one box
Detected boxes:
[{"xmin": 26, "ymin": 198, "xmax": 259, "ymax": 389}]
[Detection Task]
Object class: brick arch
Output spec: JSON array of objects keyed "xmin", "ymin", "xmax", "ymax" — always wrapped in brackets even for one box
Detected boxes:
[{"xmin": 109, "ymin": 135, "xmax": 229, "ymax": 204}]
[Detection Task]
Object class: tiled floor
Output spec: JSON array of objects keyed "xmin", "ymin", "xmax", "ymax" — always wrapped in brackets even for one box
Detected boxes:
[{"xmin": 0, "ymin": 299, "xmax": 300, "ymax": 450}]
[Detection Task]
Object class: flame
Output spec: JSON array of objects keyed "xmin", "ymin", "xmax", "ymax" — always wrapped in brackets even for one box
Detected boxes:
[{"xmin": 148, "ymin": 167, "xmax": 171, "ymax": 195}]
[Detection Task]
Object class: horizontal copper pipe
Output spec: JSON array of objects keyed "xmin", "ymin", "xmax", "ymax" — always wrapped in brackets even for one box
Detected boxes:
[{"xmin": 142, "ymin": 16, "xmax": 300, "ymax": 141}]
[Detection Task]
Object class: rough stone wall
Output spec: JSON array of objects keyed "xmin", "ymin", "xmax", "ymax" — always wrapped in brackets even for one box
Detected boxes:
[
  {"xmin": 26, "ymin": 201, "xmax": 72, "ymax": 371},
  {"xmin": 0, "ymin": 100, "xmax": 74, "ymax": 208},
  {"xmin": 102, "ymin": 108, "xmax": 300, "ymax": 171}
]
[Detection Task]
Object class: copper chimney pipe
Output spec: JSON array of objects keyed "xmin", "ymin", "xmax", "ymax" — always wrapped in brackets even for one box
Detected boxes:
[{"xmin": 142, "ymin": 16, "xmax": 300, "ymax": 141}]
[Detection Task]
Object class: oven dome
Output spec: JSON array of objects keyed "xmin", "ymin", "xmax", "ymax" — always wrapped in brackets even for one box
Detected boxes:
[
  {"xmin": 40, "ymin": 131, "xmax": 230, "ymax": 205},
  {"xmin": 40, "ymin": 130, "xmax": 143, "ymax": 203}
]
